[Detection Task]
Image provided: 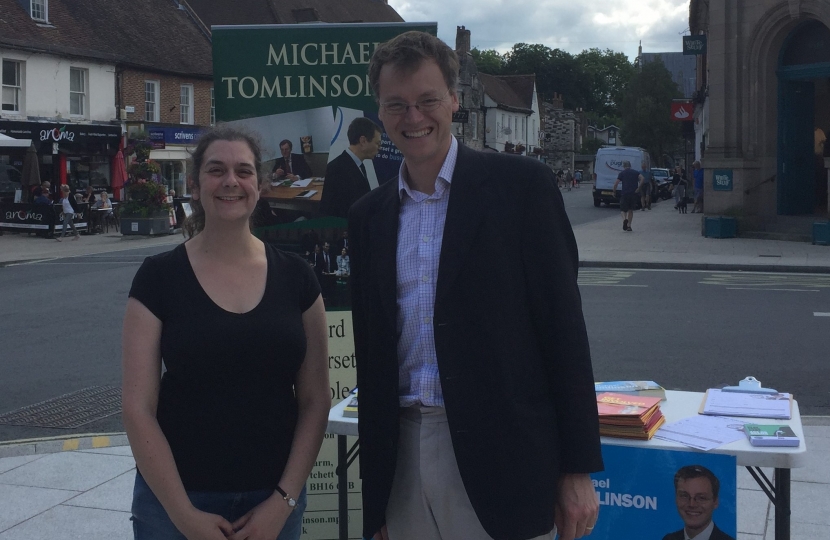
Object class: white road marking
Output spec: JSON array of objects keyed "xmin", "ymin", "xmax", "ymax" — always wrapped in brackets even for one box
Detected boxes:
[
  {"xmin": 814, "ymin": 312, "xmax": 830, "ymax": 317},
  {"xmin": 725, "ymin": 287, "xmax": 819, "ymax": 292},
  {"xmin": 579, "ymin": 284, "xmax": 648, "ymax": 287}
]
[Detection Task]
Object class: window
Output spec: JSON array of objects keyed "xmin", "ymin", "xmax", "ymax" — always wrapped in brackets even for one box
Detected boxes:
[
  {"xmin": 30, "ymin": 0, "xmax": 48, "ymax": 21},
  {"xmin": 471, "ymin": 112, "xmax": 478, "ymax": 141},
  {"xmin": 69, "ymin": 67, "xmax": 86, "ymax": 116},
  {"xmin": 180, "ymin": 84, "xmax": 193, "ymax": 124},
  {"xmin": 210, "ymin": 87, "xmax": 215, "ymax": 126},
  {"xmin": 145, "ymin": 81, "xmax": 159, "ymax": 122},
  {"xmin": 2, "ymin": 59, "xmax": 22, "ymax": 113}
]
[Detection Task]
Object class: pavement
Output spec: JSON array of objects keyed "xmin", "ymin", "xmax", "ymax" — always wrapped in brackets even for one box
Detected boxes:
[{"xmin": 1, "ymin": 190, "xmax": 829, "ymax": 539}]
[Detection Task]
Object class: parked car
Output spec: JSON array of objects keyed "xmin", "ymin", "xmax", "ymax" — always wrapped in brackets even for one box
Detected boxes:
[{"xmin": 651, "ymin": 168, "xmax": 673, "ymax": 201}]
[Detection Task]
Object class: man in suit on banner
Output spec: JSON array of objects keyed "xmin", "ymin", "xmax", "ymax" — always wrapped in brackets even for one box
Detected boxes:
[
  {"xmin": 271, "ymin": 139, "xmax": 313, "ymax": 181},
  {"xmin": 320, "ymin": 117, "xmax": 382, "ymax": 218},
  {"xmin": 348, "ymin": 31, "xmax": 603, "ymax": 540},
  {"xmin": 663, "ymin": 465, "xmax": 735, "ymax": 540}
]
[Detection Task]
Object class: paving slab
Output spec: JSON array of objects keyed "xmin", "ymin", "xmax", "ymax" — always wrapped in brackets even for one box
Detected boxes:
[
  {"xmin": 0, "ymin": 484, "xmax": 79, "ymax": 533},
  {"xmin": 0, "ymin": 504, "xmax": 131, "ymax": 540},
  {"xmin": 737, "ymin": 487, "xmax": 771, "ymax": 535},
  {"xmin": 77, "ymin": 446, "xmax": 134, "ymax": 457},
  {"xmin": 64, "ymin": 469, "xmax": 135, "ymax": 512},
  {"xmin": 0, "ymin": 454, "xmax": 43, "ymax": 474},
  {"xmin": 0, "ymin": 451, "xmax": 134, "ymax": 492}
]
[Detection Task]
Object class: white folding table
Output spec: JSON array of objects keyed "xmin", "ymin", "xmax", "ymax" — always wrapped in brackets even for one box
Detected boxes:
[{"xmin": 326, "ymin": 390, "xmax": 807, "ymax": 540}]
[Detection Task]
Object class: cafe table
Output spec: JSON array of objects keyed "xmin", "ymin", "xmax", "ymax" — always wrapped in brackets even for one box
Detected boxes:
[{"xmin": 325, "ymin": 390, "xmax": 807, "ymax": 540}]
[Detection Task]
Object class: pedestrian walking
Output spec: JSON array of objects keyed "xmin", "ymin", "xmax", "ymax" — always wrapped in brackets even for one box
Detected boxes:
[
  {"xmin": 639, "ymin": 162, "xmax": 652, "ymax": 210},
  {"xmin": 691, "ymin": 161, "xmax": 704, "ymax": 213},
  {"xmin": 613, "ymin": 160, "xmax": 642, "ymax": 231},
  {"xmin": 56, "ymin": 184, "xmax": 80, "ymax": 241},
  {"xmin": 672, "ymin": 166, "xmax": 688, "ymax": 211}
]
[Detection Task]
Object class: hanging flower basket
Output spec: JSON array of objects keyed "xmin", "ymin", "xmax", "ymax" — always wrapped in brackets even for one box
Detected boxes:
[{"xmin": 128, "ymin": 159, "xmax": 161, "ymax": 181}]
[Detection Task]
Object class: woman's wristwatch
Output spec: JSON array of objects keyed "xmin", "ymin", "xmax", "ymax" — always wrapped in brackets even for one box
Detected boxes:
[{"xmin": 275, "ymin": 485, "xmax": 297, "ymax": 509}]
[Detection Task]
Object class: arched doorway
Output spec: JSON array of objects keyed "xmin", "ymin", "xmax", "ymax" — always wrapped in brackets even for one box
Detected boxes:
[{"xmin": 777, "ymin": 19, "xmax": 830, "ymax": 215}]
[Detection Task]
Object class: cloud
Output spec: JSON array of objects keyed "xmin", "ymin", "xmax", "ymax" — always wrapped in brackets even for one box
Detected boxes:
[{"xmin": 388, "ymin": 0, "xmax": 691, "ymax": 61}]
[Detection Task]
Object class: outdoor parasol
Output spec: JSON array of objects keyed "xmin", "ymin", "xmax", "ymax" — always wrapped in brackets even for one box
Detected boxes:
[
  {"xmin": 111, "ymin": 149, "xmax": 127, "ymax": 201},
  {"xmin": 21, "ymin": 143, "xmax": 41, "ymax": 202}
]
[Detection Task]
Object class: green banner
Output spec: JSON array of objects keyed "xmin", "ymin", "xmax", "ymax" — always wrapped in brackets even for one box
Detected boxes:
[{"xmin": 213, "ymin": 23, "xmax": 437, "ymax": 121}]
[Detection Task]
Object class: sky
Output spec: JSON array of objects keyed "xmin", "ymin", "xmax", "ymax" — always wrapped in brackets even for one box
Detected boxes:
[{"xmin": 387, "ymin": 0, "xmax": 691, "ymax": 61}]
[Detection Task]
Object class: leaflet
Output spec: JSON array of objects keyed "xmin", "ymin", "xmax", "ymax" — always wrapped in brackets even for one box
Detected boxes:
[
  {"xmin": 290, "ymin": 178, "xmax": 313, "ymax": 188},
  {"xmin": 654, "ymin": 415, "xmax": 747, "ymax": 451}
]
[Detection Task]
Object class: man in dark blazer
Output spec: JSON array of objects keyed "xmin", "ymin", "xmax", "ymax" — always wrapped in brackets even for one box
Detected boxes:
[
  {"xmin": 662, "ymin": 465, "xmax": 735, "ymax": 540},
  {"xmin": 349, "ymin": 31, "xmax": 602, "ymax": 540},
  {"xmin": 271, "ymin": 139, "xmax": 313, "ymax": 181},
  {"xmin": 319, "ymin": 117, "xmax": 382, "ymax": 218}
]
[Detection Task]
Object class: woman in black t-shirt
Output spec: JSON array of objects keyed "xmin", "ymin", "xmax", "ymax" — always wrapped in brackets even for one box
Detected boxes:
[{"xmin": 122, "ymin": 127, "xmax": 329, "ymax": 540}]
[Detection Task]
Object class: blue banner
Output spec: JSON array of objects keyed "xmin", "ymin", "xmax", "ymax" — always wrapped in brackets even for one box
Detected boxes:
[{"xmin": 587, "ymin": 445, "xmax": 736, "ymax": 539}]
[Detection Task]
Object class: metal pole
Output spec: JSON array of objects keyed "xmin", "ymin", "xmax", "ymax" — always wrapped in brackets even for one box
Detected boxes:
[{"xmin": 337, "ymin": 435, "xmax": 348, "ymax": 540}]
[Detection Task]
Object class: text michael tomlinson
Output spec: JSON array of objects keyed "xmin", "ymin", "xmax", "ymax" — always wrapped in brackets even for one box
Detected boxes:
[{"xmin": 221, "ymin": 42, "xmax": 382, "ymax": 100}]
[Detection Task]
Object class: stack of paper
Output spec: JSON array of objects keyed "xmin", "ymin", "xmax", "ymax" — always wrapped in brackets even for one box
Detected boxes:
[
  {"xmin": 702, "ymin": 389, "xmax": 792, "ymax": 419},
  {"xmin": 597, "ymin": 393, "xmax": 665, "ymax": 440}
]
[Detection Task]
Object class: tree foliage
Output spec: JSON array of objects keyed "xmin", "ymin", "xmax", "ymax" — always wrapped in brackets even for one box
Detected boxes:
[
  {"xmin": 471, "ymin": 44, "xmax": 634, "ymax": 127},
  {"xmin": 620, "ymin": 58, "xmax": 683, "ymax": 163},
  {"xmin": 471, "ymin": 48, "xmax": 504, "ymax": 75}
]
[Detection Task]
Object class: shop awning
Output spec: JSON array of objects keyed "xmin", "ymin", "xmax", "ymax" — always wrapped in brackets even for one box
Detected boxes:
[{"xmin": 0, "ymin": 134, "xmax": 31, "ymax": 148}]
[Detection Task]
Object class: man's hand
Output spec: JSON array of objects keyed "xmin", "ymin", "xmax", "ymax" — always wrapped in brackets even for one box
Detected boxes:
[
  {"xmin": 274, "ymin": 168, "xmax": 286, "ymax": 178},
  {"xmin": 372, "ymin": 525, "xmax": 389, "ymax": 540},
  {"xmin": 554, "ymin": 473, "xmax": 599, "ymax": 540}
]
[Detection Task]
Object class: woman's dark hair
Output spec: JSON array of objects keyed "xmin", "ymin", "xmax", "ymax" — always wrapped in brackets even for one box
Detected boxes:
[{"xmin": 184, "ymin": 125, "xmax": 263, "ymax": 238}]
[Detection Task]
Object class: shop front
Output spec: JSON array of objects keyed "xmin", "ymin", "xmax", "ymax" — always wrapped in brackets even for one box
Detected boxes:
[
  {"xmin": 146, "ymin": 126, "xmax": 204, "ymax": 197},
  {"xmin": 0, "ymin": 121, "xmax": 122, "ymax": 199}
]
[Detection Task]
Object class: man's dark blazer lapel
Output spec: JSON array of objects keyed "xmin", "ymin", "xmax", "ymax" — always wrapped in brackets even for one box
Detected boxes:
[
  {"xmin": 366, "ymin": 179, "xmax": 400, "ymax": 326},
  {"xmin": 436, "ymin": 144, "xmax": 488, "ymax": 305}
]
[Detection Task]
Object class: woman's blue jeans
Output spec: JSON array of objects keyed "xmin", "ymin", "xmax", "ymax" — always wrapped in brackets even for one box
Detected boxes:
[{"xmin": 131, "ymin": 472, "xmax": 307, "ymax": 540}]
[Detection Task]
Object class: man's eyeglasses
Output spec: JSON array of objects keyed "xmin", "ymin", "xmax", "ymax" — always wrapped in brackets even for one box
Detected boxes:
[
  {"xmin": 379, "ymin": 91, "xmax": 450, "ymax": 116},
  {"xmin": 677, "ymin": 492, "xmax": 713, "ymax": 504}
]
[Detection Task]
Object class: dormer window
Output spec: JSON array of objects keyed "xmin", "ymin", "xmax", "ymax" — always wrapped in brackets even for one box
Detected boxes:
[{"xmin": 31, "ymin": 0, "xmax": 48, "ymax": 22}]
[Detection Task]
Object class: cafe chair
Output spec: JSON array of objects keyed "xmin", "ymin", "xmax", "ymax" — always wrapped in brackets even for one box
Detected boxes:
[{"xmin": 104, "ymin": 207, "xmax": 119, "ymax": 233}]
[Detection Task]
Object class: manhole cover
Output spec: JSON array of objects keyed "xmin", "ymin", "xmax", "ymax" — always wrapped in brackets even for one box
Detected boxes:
[{"xmin": 0, "ymin": 385, "xmax": 122, "ymax": 429}]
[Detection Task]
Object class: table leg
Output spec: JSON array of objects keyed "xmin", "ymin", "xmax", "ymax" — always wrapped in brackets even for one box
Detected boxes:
[
  {"xmin": 774, "ymin": 468, "xmax": 791, "ymax": 540},
  {"xmin": 337, "ymin": 434, "xmax": 348, "ymax": 540}
]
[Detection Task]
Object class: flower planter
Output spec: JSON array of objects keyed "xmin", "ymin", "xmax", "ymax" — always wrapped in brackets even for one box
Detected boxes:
[{"xmin": 121, "ymin": 211, "xmax": 171, "ymax": 236}]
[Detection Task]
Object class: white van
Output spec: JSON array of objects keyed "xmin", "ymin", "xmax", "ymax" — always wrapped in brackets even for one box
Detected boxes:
[{"xmin": 592, "ymin": 146, "xmax": 651, "ymax": 207}]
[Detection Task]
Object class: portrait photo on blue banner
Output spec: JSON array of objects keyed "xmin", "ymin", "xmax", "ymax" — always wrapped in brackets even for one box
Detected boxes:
[{"xmin": 585, "ymin": 445, "xmax": 736, "ymax": 540}]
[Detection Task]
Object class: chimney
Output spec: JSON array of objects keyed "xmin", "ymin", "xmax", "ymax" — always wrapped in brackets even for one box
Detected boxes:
[
  {"xmin": 456, "ymin": 26, "xmax": 471, "ymax": 56},
  {"xmin": 552, "ymin": 93, "xmax": 564, "ymax": 110}
]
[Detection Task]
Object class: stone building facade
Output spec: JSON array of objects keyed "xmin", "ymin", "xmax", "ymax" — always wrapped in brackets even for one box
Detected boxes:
[
  {"xmin": 691, "ymin": 0, "xmax": 830, "ymax": 234},
  {"xmin": 539, "ymin": 95, "xmax": 587, "ymax": 171}
]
